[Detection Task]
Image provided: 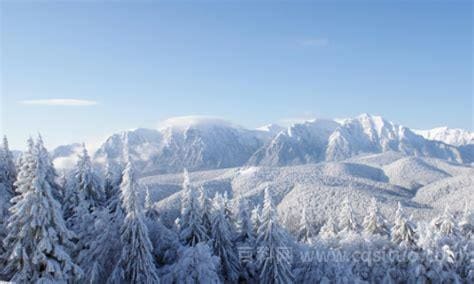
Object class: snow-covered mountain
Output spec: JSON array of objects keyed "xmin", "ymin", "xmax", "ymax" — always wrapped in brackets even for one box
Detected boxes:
[
  {"xmin": 251, "ymin": 114, "xmax": 463, "ymax": 166},
  {"xmin": 50, "ymin": 114, "xmax": 471, "ymax": 174},
  {"xmin": 248, "ymin": 119, "xmax": 340, "ymax": 166},
  {"xmin": 325, "ymin": 114, "xmax": 462, "ymax": 163},
  {"xmin": 414, "ymin": 127, "xmax": 474, "ymax": 146},
  {"xmin": 94, "ymin": 117, "xmax": 269, "ymax": 175}
]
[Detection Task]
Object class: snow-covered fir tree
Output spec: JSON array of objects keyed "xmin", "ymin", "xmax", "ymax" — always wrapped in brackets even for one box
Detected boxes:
[
  {"xmin": 251, "ymin": 203, "xmax": 262, "ymax": 237},
  {"xmin": 108, "ymin": 160, "xmax": 159, "ymax": 284},
  {"xmin": 223, "ymin": 191, "xmax": 235, "ymax": 224},
  {"xmin": 0, "ymin": 136, "xmax": 16, "ymax": 245},
  {"xmin": 73, "ymin": 146, "xmax": 104, "ymax": 211},
  {"xmin": 179, "ymin": 169, "xmax": 207, "ymax": 246},
  {"xmin": 235, "ymin": 195, "xmax": 254, "ymax": 244},
  {"xmin": 104, "ymin": 161, "xmax": 123, "ymax": 203},
  {"xmin": 1, "ymin": 137, "xmax": 82, "ymax": 282},
  {"xmin": 198, "ymin": 186, "xmax": 212, "ymax": 240},
  {"xmin": 338, "ymin": 197, "xmax": 358, "ymax": 233},
  {"xmin": 458, "ymin": 202, "xmax": 473, "ymax": 237},
  {"xmin": 77, "ymin": 208, "xmax": 122, "ymax": 283},
  {"xmin": 362, "ymin": 198, "xmax": 390, "ymax": 236},
  {"xmin": 63, "ymin": 174, "xmax": 80, "ymax": 222},
  {"xmin": 297, "ymin": 206, "xmax": 312, "ymax": 244},
  {"xmin": 144, "ymin": 186, "xmax": 160, "ymax": 220},
  {"xmin": 431, "ymin": 206, "xmax": 459, "ymax": 237},
  {"xmin": 36, "ymin": 135, "xmax": 63, "ymax": 202},
  {"xmin": 164, "ymin": 243, "xmax": 221, "ymax": 284},
  {"xmin": 210, "ymin": 193, "xmax": 240, "ymax": 283},
  {"xmin": 391, "ymin": 202, "xmax": 417, "ymax": 248},
  {"xmin": 235, "ymin": 196, "xmax": 258, "ymax": 283},
  {"xmin": 104, "ymin": 162, "xmax": 125, "ymax": 236},
  {"xmin": 0, "ymin": 136, "xmax": 16, "ymax": 197},
  {"xmin": 319, "ymin": 215, "xmax": 338, "ymax": 239},
  {"xmin": 257, "ymin": 188, "xmax": 294, "ymax": 284}
]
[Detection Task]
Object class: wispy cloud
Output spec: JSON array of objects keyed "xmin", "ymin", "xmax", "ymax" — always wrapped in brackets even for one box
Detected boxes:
[
  {"xmin": 299, "ymin": 38, "xmax": 329, "ymax": 47},
  {"xmin": 19, "ymin": 99, "xmax": 98, "ymax": 106}
]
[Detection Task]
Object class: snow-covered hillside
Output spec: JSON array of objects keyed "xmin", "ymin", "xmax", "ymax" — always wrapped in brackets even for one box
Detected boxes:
[{"xmin": 145, "ymin": 155, "xmax": 473, "ymax": 230}]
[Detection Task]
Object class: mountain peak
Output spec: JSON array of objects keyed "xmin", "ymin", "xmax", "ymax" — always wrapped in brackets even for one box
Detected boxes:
[
  {"xmin": 256, "ymin": 123, "xmax": 285, "ymax": 134},
  {"xmin": 414, "ymin": 127, "xmax": 474, "ymax": 146}
]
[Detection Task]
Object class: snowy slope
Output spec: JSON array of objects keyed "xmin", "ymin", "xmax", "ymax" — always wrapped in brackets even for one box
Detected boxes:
[
  {"xmin": 143, "ymin": 153, "xmax": 472, "ymax": 231},
  {"xmin": 414, "ymin": 127, "xmax": 474, "ymax": 146},
  {"xmin": 413, "ymin": 175, "xmax": 474, "ymax": 218},
  {"xmin": 382, "ymin": 157, "xmax": 451, "ymax": 190}
]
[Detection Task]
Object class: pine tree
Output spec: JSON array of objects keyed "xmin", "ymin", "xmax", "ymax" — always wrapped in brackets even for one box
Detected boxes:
[
  {"xmin": 179, "ymin": 169, "xmax": 206, "ymax": 246},
  {"xmin": 391, "ymin": 202, "xmax": 417, "ymax": 248},
  {"xmin": 223, "ymin": 191, "xmax": 235, "ymax": 224},
  {"xmin": 210, "ymin": 193, "xmax": 240, "ymax": 283},
  {"xmin": 73, "ymin": 146, "xmax": 104, "ymax": 211},
  {"xmin": 1, "ymin": 137, "xmax": 82, "ymax": 282},
  {"xmin": 338, "ymin": 197, "xmax": 358, "ymax": 233},
  {"xmin": 235, "ymin": 195, "xmax": 254, "ymax": 244},
  {"xmin": 297, "ymin": 206, "xmax": 312, "ymax": 244},
  {"xmin": 0, "ymin": 136, "xmax": 16, "ymax": 245},
  {"xmin": 0, "ymin": 135, "xmax": 16, "ymax": 196},
  {"xmin": 257, "ymin": 188, "xmax": 294, "ymax": 284},
  {"xmin": 104, "ymin": 162, "xmax": 123, "ymax": 204},
  {"xmin": 319, "ymin": 215, "xmax": 338, "ymax": 239},
  {"xmin": 362, "ymin": 198, "xmax": 390, "ymax": 236},
  {"xmin": 235, "ymin": 196, "xmax": 258, "ymax": 283},
  {"xmin": 198, "ymin": 186, "xmax": 212, "ymax": 240},
  {"xmin": 164, "ymin": 243, "xmax": 221, "ymax": 284},
  {"xmin": 36, "ymin": 134, "xmax": 63, "ymax": 202},
  {"xmin": 144, "ymin": 186, "xmax": 160, "ymax": 220},
  {"xmin": 251, "ymin": 204, "xmax": 262, "ymax": 237},
  {"xmin": 104, "ymin": 162, "xmax": 125, "ymax": 230},
  {"xmin": 431, "ymin": 206, "xmax": 459, "ymax": 237},
  {"xmin": 77, "ymin": 208, "xmax": 122, "ymax": 283},
  {"xmin": 458, "ymin": 202, "xmax": 473, "ymax": 237},
  {"xmin": 108, "ymin": 161, "xmax": 159, "ymax": 284},
  {"xmin": 63, "ymin": 174, "xmax": 80, "ymax": 222}
]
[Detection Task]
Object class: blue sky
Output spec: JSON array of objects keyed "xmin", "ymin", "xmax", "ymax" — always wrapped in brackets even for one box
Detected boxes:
[{"xmin": 1, "ymin": 1, "xmax": 472, "ymax": 149}]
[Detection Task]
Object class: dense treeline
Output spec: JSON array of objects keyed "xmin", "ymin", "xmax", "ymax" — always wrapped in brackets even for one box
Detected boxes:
[{"xmin": 0, "ymin": 135, "xmax": 472, "ymax": 283}]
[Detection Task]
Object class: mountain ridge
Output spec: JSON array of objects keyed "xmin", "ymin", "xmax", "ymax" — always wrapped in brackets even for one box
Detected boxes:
[{"xmin": 49, "ymin": 114, "xmax": 472, "ymax": 172}]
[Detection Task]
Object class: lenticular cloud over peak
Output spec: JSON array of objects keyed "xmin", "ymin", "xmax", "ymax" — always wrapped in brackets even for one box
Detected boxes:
[{"xmin": 157, "ymin": 115, "xmax": 239, "ymax": 130}]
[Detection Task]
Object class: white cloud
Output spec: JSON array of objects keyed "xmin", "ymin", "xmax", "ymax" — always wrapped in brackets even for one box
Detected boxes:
[
  {"xmin": 299, "ymin": 38, "xmax": 329, "ymax": 47},
  {"xmin": 278, "ymin": 116, "xmax": 316, "ymax": 127},
  {"xmin": 158, "ymin": 115, "xmax": 238, "ymax": 130},
  {"xmin": 19, "ymin": 99, "xmax": 98, "ymax": 106}
]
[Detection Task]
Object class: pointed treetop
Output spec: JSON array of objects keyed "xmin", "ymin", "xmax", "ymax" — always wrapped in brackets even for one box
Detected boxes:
[
  {"xmin": 183, "ymin": 168, "xmax": 190, "ymax": 189},
  {"xmin": 2, "ymin": 135, "xmax": 9, "ymax": 150},
  {"xmin": 145, "ymin": 186, "xmax": 153, "ymax": 210},
  {"xmin": 121, "ymin": 161, "xmax": 139, "ymax": 215}
]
